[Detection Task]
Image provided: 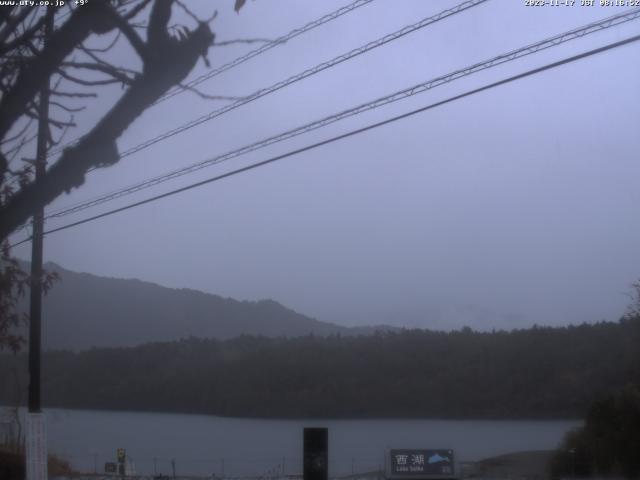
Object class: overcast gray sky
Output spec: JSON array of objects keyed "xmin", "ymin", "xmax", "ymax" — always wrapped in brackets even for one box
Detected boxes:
[{"xmin": 10, "ymin": 0, "xmax": 640, "ymax": 330}]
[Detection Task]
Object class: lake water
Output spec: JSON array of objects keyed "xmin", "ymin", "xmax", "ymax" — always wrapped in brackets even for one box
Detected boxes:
[{"xmin": 14, "ymin": 408, "xmax": 581, "ymax": 477}]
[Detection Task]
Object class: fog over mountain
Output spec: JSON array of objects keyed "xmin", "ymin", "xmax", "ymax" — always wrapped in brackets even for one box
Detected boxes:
[
  {"xmin": 8, "ymin": 1, "xmax": 640, "ymax": 336},
  {"xmin": 332, "ymin": 303, "xmax": 531, "ymax": 332},
  {"xmin": 15, "ymin": 261, "xmax": 620, "ymax": 352},
  {"xmin": 18, "ymin": 262, "xmax": 403, "ymax": 351}
]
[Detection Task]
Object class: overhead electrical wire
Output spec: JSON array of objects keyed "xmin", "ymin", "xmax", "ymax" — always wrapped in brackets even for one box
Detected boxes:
[
  {"xmin": 44, "ymin": 7, "xmax": 640, "ymax": 221},
  {"xmin": 117, "ymin": 0, "xmax": 490, "ymax": 158},
  {"xmin": 46, "ymin": 0, "xmax": 374, "ymax": 157},
  {"xmin": 47, "ymin": 0, "xmax": 490, "ymax": 159},
  {"xmin": 159, "ymin": 0, "xmax": 375, "ymax": 104},
  {"xmin": 10, "ymin": 32, "xmax": 640, "ymax": 249}
]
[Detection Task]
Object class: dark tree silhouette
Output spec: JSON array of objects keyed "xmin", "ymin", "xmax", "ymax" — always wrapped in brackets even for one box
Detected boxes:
[
  {"xmin": 550, "ymin": 385, "xmax": 640, "ymax": 479},
  {"xmin": 0, "ymin": 1, "xmax": 216, "ymax": 239},
  {"xmin": 0, "ymin": 0, "xmax": 236, "ymax": 350},
  {"xmin": 1, "ymin": 319, "xmax": 638, "ymax": 418}
]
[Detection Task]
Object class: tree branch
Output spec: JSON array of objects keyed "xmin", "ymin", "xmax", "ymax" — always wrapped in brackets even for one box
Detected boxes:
[
  {"xmin": 56, "ymin": 67, "xmax": 126, "ymax": 87},
  {"xmin": 0, "ymin": 3, "xmax": 215, "ymax": 241},
  {"xmin": 0, "ymin": 1, "xmax": 116, "ymax": 142},
  {"xmin": 49, "ymin": 90, "xmax": 97, "ymax": 98},
  {"xmin": 45, "ymin": 116, "xmax": 76, "ymax": 130},
  {"xmin": 214, "ymin": 38, "xmax": 273, "ymax": 47},
  {"xmin": 61, "ymin": 61, "xmax": 138, "ymax": 84},
  {"xmin": 0, "ymin": 7, "xmax": 32, "ymax": 45},
  {"xmin": 49, "ymin": 101, "xmax": 86, "ymax": 113},
  {"xmin": 177, "ymin": 82, "xmax": 242, "ymax": 101},
  {"xmin": 0, "ymin": 15, "xmax": 47, "ymax": 56},
  {"xmin": 81, "ymin": 30, "xmax": 121, "ymax": 53},
  {"xmin": 5, "ymin": 133, "xmax": 37, "ymax": 162},
  {"xmin": 121, "ymin": 0, "xmax": 154, "ymax": 21},
  {"xmin": 175, "ymin": 0, "xmax": 201, "ymax": 24},
  {"xmin": 50, "ymin": 115, "xmax": 75, "ymax": 147},
  {"xmin": 105, "ymin": 6, "xmax": 148, "ymax": 60},
  {"xmin": 147, "ymin": 0, "xmax": 172, "ymax": 47},
  {"xmin": 0, "ymin": 117, "xmax": 34, "ymax": 146}
]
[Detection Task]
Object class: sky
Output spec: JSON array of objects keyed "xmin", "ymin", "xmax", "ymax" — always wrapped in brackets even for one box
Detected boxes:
[{"xmin": 9, "ymin": 0, "xmax": 640, "ymax": 330}]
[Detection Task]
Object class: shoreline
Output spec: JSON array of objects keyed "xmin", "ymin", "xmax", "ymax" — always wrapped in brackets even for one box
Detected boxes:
[{"xmin": 1, "ymin": 405, "xmax": 584, "ymax": 422}]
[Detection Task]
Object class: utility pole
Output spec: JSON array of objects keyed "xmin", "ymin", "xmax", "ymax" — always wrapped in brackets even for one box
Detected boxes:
[{"xmin": 27, "ymin": 7, "xmax": 54, "ymax": 480}]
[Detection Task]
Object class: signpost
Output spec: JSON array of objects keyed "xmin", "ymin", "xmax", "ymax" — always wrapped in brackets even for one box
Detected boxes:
[{"xmin": 386, "ymin": 449, "xmax": 456, "ymax": 479}]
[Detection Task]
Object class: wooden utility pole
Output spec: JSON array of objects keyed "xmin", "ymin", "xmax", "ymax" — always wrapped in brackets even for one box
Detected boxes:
[
  {"xmin": 27, "ymin": 8, "xmax": 54, "ymax": 480},
  {"xmin": 27, "ymin": 65, "xmax": 49, "ymax": 414},
  {"xmin": 28, "ymin": 3, "xmax": 53, "ymax": 416}
]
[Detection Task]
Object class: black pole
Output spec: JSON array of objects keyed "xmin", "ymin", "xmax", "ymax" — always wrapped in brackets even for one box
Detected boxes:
[
  {"xmin": 27, "ymin": 197, "xmax": 44, "ymax": 412},
  {"xmin": 28, "ymin": 7, "xmax": 53, "ymax": 415},
  {"xmin": 303, "ymin": 428, "xmax": 328, "ymax": 480}
]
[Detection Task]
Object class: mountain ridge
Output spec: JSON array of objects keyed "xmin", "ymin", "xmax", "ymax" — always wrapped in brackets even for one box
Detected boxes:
[{"xmin": 16, "ymin": 261, "xmax": 398, "ymax": 351}]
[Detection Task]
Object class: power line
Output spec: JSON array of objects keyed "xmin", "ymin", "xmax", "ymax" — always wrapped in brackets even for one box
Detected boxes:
[
  {"xmin": 118, "ymin": 0, "xmax": 489, "ymax": 158},
  {"xmin": 47, "ymin": 0, "xmax": 489, "ymax": 161},
  {"xmin": 47, "ymin": 0, "xmax": 373, "ymax": 157},
  {"xmin": 11, "ymin": 32, "xmax": 640, "ymax": 248},
  {"xmin": 159, "ymin": 0, "xmax": 375, "ymax": 104},
  {"xmin": 45, "ymin": 6, "xmax": 640, "ymax": 221}
]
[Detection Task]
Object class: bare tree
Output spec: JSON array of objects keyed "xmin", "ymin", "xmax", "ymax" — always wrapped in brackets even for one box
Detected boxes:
[
  {"xmin": 0, "ymin": 0, "xmax": 230, "ymax": 350},
  {"xmin": 0, "ymin": 366, "xmax": 25, "ymax": 453},
  {"xmin": 625, "ymin": 280, "xmax": 640, "ymax": 319}
]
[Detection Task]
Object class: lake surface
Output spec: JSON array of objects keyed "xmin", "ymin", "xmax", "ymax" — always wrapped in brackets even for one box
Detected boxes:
[{"xmin": 16, "ymin": 408, "xmax": 581, "ymax": 476}]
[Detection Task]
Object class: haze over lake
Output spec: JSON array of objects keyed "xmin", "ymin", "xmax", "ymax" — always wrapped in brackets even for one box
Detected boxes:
[{"xmin": 35, "ymin": 408, "xmax": 580, "ymax": 477}]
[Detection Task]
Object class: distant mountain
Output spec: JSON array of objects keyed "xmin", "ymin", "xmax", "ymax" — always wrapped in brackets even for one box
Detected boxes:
[
  {"xmin": 335, "ymin": 304, "xmax": 531, "ymax": 332},
  {"xmin": 16, "ymin": 262, "xmax": 396, "ymax": 351}
]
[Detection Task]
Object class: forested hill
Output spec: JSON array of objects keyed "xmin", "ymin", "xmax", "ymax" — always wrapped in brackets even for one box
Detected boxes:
[
  {"xmin": 2, "ymin": 318, "xmax": 639, "ymax": 419},
  {"xmin": 17, "ymin": 262, "xmax": 396, "ymax": 351}
]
